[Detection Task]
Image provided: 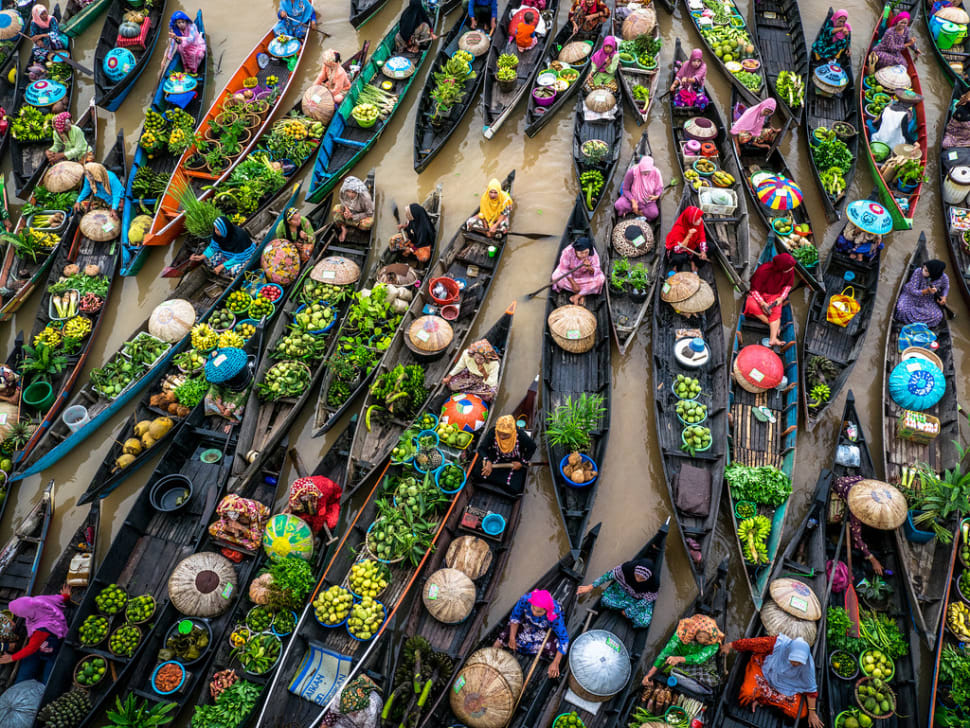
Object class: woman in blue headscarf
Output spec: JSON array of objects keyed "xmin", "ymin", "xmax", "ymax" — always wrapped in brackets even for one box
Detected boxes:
[
  {"xmin": 274, "ymin": 0, "xmax": 316, "ymax": 39},
  {"xmin": 189, "ymin": 217, "xmax": 256, "ymax": 276},
  {"xmin": 162, "ymin": 11, "xmax": 206, "ymax": 74}
]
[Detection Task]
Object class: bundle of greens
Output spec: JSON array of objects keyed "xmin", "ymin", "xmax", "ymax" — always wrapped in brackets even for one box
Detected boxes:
[
  {"xmin": 368, "ymin": 364, "xmax": 427, "ymax": 421},
  {"xmin": 172, "ymin": 176, "xmax": 221, "ymax": 239},
  {"xmin": 811, "ymin": 136, "xmax": 853, "ymax": 175},
  {"xmin": 191, "ymin": 680, "xmax": 262, "ymax": 728},
  {"xmin": 826, "ymin": 606, "xmax": 867, "ymax": 654},
  {"xmin": 775, "ymin": 71, "xmax": 804, "ymax": 108},
  {"xmin": 429, "ymin": 54, "xmax": 477, "ymax": 123},
  {"xmin": 212, "ymin": 155, "xmax": 286, "ymax": 218},
  {"xmin": 725, "ymin": 463, "xmax": 792, "ymax": 506}
]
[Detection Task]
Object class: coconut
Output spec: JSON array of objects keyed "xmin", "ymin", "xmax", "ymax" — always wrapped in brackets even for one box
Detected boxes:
[
  {"xmin": 301, "ymin": 84, "xmax": 335, "ymax": 124},
  {"xmin": 43, "ymin": 161, "xmax": 84, "ymax": 193}
]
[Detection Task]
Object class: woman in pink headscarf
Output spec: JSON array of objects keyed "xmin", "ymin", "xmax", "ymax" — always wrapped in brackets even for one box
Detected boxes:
[
  {"xmin": 870, "ymin": 11, "xmax": 919, "ymax": 69},
  {"xmin": 552, "ymin": 236, "xmax": 606, "ymax": 306},
  {"xmin": 812, "ymin": 9, "xmax": 852, "ymax": 62},
  {"xmin": 27, "ymin": 4, "xmax": 66, "ymax": 64},
  {"xmin": 46, "ymin": 112, "xmax": 92, "ymax": 163},
  {"xmin": 494, "ymin": 589, "xmax": 571, "ymax": 678},
  {"xmin": 731, "ymin": 98, "xmax": 780, "ymax": 150},
  {"xmin": 0, "ymin": 589, "xmax": 70, "ymax": 683},
  {"xmin": 588, "ymin": 35, "xmax": 619, "ymax": 87},
  {"xmin": 670, "ymin": 48, "xmax": 707, "ymax": 92},
  {"xmin": 314, "ymin": 49, "xmax": 351, "ymax": 104},
  {"xmin": 616, "ymin": 155, "xmax": 663, "ymax": 221}
]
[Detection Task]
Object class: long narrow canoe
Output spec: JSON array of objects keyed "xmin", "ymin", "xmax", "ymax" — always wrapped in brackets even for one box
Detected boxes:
[
  {"xmin": 0, "ymin": 53, "xmax": 21, "ymax": 163},
  {"xmin": 61, "ymin": 0, "xmax": 111, "ymax": 37},
  {"xmin": 307, "ymin": 2, "xmax": 441, "ymax": 202},
  {"xmin": 613, "ymin": 11, "xmax": 662, "ymax": 124},
  {"xmin": 939, "ymin": 80, "xmax": 970, "ymax": 307},
  {"xmin": 350, "ymin": 0, "xmax": 390, "ymax": 29},
  {"xmin": 482, "ymin": 0, "xmax": 561, "ymax": 139},
  {"xmin": 727, "ymin": 237, "xmax": 798, "ymax": 610},
  {"xmin": 885, "ymin": 234, "xmax": 960, "ymax": 650},
  {"xmin": 923, "ymin": 0, "xmax": 968, "ymax": 84},
  {"xmin": 860, "ymin": 4, "xmax": 927, "ymax": 230},
  {"xmin": 119, "ymin": 9, "xmax": 209, "ymax": 277},
  {"xmin": 12, "ymin": 132, "xmax": 126, "ymax": 473},
  {"xmin": 92, "ymin": 0, "xmax": 168, "ymax": 111},
  {"xmin": 572, "ymin": 86, "xmax": 623, "ymax": 216},
  {"xmin": 143, "ymin": 28, "xmax": 309, "ymax": 248},
  {"xmin": 806, "ymin": 8, "xmax": 859, "ymax": 222},
  {"xmin": 38, "ymin": 501, "xmax": 100, "ymax": 636},
  {"xmin": 749, "ymin": 0, "xmax": 809, "ymax": 122},
  {"xmin": 542, "ymin": 196, "xmax": 611, "ymax": 552},
  {"xmin": 12, "ymin": 186, "xmax": 300, "ymax": 481}
]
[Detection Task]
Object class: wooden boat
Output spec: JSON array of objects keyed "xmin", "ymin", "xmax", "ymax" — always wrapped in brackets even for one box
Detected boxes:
[
  {"xmin": 884, "ymin": 234, "xmax": 960, "ymax": 649},
  {"xmin": 38, "ymin": 500, "xmax": 100, "ymax": 605},
  {"xmin": 606, "ymin": 131, "xmax": 663, "ymax": 354},
  {"xmin": 368, "ymin": 375, "xmax": 538, "ymax": 728},
  {"xmin": 0, "ymin": 106, "xmax": 97, "ymax": 322},
  {"xmin": 859, "ymin": 4, "xmax": 928, "ymax": 231},
  {"xmin": 938, "ymin": 80, "xmax": 970, "ymax": 307},
  {"xmin": 344, "ymin": 301, "xmax": 515, "ymax": 500},
  {"xmin": 35, "ymin": 416, "xmax": 237, "ymax": 728},
  {"xmin": 572, "ymin": 88, "xmax": 623, "ymax": 217},
  {"xmin": 311, "ymin": 182, "xmax": 445, "ymax": 438},
  {"xmin": 727, "ymin": 238, "xmax": 798, "ymax": 610},
  {"xmin": 613, "ymin": 10, "xmax": 662, "ymax": 124},
  {"xmin": 822, "ymin": 393, "xmax": 920, "ymax": 728},
  {"xmin": 61, "ymin": 0, "xmax": 111, "ymax": 36},
  {"xmin": 923, "ymin": 0, "xmax": 968, "ymax": 84},
  {"xmin": 523, "ymin": 21, "xmax": 604, "ymax": 138},
  {"xmin": 731, "ymin": 91, "xmax": 824, "ymax": 292},
  {"xmin": 12, "ymin": 186, "xmax": 300, "ymax": 482},
  {"xmin": 350, "ymin": 0, "xmax": 390, "ymax": 29},
  {"xmin": 749, "ymin": 0, "xmax": 809, "ymax": 122},
  {"xmin": 414, "ymin": 7, "xmax": 492, "ymax": 170},
  {"xmin": 542, "ymin": 196, "xmax": 611, "ymax": 552},
  {"xmin": 681, "ymin": 0, "xmax": 766, "ymax": 106},
  {"xmin": 482, "ymin": 0, "xmax": 561, "ymax": 139},
  {"xmin": 92, "ymin": 0, "xmax": 168, "ymax": 111},
  {"xmin": 307, "ymin": 2, "xmax": 441, "ymax": 203},
  {"xmin": 0, "ymin": 53, "xmax": 21, "ymax": 162},
  {"xmin": 530, "ymin": 523, "xmax": 670, "ymax": 728},
  {"xmin": 0, "ymin": 480, "xmax": 54, "ymax": 688},
  {"xmin": 142, "ymin": 27, "xmax": 309, "ymax": 248},
  {"xmin": 119, "ymin": 10, "xmax": 208, "ymax": 277},
  {"xmin": 805, "ymin": 8, "xmax": 859, "ymax": 222},
  {"xmin": 11, "ymin": 132, "xmax": 126, "ymax": 473},
  {"xmin": 800, "ymin": 218, "xmax": 880, "ymax": 431},
  {"xmin": 652, "ymin": 202, "xmax": 727, "ymax": 589},
  {"xmin": 668, "ymin": 39, "xmax": 750, "ymax": 276},
  {"xmin": 616, "ymin": 559, "xmax": 729, "ymax": 728}
]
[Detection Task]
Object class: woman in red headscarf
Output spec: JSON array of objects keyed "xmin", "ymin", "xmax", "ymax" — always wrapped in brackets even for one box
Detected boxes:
[
  {"xmin": 284, "ymin": 476, "xmax": 342, "ymax": 535},
  {"xmin": 665, "ymin": 206, "xmax": 708, "ymax": 272},
  {"xmin": 744, "ymin": 253, "xmax": 796, "ymax": 347}
]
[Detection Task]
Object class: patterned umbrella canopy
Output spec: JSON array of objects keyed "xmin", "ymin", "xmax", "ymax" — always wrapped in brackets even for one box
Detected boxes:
[
  {"xmin": 847, "ymin": 199, "xmax": 893, "ymax": 234},
  {"xmin": 754, "ymin": 174, "xmax": 803, "ymax": 211}
]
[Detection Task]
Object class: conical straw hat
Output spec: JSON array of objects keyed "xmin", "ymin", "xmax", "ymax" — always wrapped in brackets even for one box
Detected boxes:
[
  {"xmin": 310, "ymin": 256, "xmax": 360, "ymax": 284},
  {"xmin": 846, "ymin": 479, "xmax": 907, "ymax": 529},
  {"xmin": 446, "ymin": 535, "xmax": 493, "ymax": 580},
  {"xmin": 422, "ymin": 568, "xmax": 475, "ymax": 624},
  {"xmin": 674, "ymin": 279, "xmax": 715, "ymax": 313},
  {"xmin": 660, "ymin": 272, "xmax": 701, "ymax": 303},
  {"xmin": 760, "ymin": 601, "xmax": 818, "ymax": 646},
  {"xmin": 769, "ymin": 578, "xmax": 821, "ymax": 621},
  {"xmin": 450, "ymin": 647, "xmax": 523, "ymax": 728},
  {"xmin": 874, "ymin": 65, "xmax": 910, "ymax": 91},
  {"xmin": 937, "ymin": 6, "xmax": 970, "ymax": 23},
  {"xmin": 548, "ymin": 305, "xmax": 596, "ymax": 353}
]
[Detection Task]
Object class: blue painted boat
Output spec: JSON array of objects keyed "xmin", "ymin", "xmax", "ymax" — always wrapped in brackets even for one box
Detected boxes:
[
  {"xmin": 93, "ymin": 0, "xmax": 169, "ymax": 111},
  {"xmin": 119, "ymin": 9, "xmax": 208, "ymax": 276},
  {"xmin": 12, "ymin": 184, "xmax": 301, "ymax": 481}
]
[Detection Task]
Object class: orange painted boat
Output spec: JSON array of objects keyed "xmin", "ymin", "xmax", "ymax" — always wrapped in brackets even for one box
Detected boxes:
[{"xmin": 142, "ymin": 28, "xmax": 309, "ymax": 248}]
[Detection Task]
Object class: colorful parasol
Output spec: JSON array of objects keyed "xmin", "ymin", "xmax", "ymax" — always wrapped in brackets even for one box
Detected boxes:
[
  {"xmin": 846, "ymin": 199, "xmax": 893, "ymax": 234},
  {"xmin": 754, "ymin": 174, "xmax": 803, "ymax": 211}
]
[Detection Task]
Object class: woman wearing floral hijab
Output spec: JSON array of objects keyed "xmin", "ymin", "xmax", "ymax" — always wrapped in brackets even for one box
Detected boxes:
[
  {"xmin": 495, "ymin": 589, "xmax": 570, "ymax": 678},
  {"xmin": 443, "ymin": 339, "xmax": 500, "ymax": 401},
  {"xmin": 46, "ymin": 112, "xmax": 92, "ymax": 163},
  {"xmin": 577, "ymin": 556, "xmax": 661, "ymax": 628},
  {"xmin": 870, "ymin": 11, "xmax": 918, "ymax": 70},
  {"xmin": 331, "ymin": 176, "xmax": 374, "ymax": 242},
  {"xmin": 811, "ymin": 9, "xmax": 851, "ymax": 62},
  {"xmin": 28, "ymin": 4, "xmax": 66, "ymax": 64},
  {"xmin": 643, "ymin": 614, "xmax": 725, "ymax": 688}
]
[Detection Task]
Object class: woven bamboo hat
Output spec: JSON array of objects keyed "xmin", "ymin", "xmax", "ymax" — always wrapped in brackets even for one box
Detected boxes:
[
  {"xmin": 684, "ymin": 116, "xmax": 718, "ymax": 141},
  {"xmin": 446, "ymin": 535, "xmax": 493, "ymax": 580},
  {"xmin": 769, "ymin": 578, "xmax": 821, "ymax": 621},
  {"xmin": 407, "ymin": 315, "xmax": 453, "ymax": 354},
  {"xmin": 892, "ymin": 142, "xmax": 921, "ymax": 160},
  {"xmin": 846, "ymin": 479, "xmax": 907, "ymax": 530},
  {"xmin": 585, "ymin": 89, "xmax": 616, "ymax": 113},
  {"xmin": 423, "ymin": 568, "xmax": 476, "ymax": 624},
  {"xmin": 149, "ymin": 299, "xmax": 196, "ymax": 342},
  {"xmin": 377, "ymin": 263, "xmax": 418, "ymax": 287},
  {"xmin": 559, "ymin": 41, "xmax": 592, "ymax": 64},
  {"xmin": 450, "ymin": 647, "xmax": 524, "ymax": 728},
  {"xmin": 168, "ymin": 552, "xmax": 238, "ymax": 618},
  {"xmin": 874, "ymin": 65, "xmax": 910, "ymax": 91},
  {"xmin": 459, "ymin": 30, "xmax": 490, "ymax": 56},
  {"xmin": 759, "ymin": 601, "xmax": 818, "ymax": 646},
  {"xmin": 674, "ymin": 279, "xmax": 715, "ymax": 313},
  {"xmin": 310, "ymin": 256, "xmax": 360, "ymax": 285},
  {"xmin": 894, "ymin": 88, "xmax": 923, "ymax": 106},
  {"xmin": 548, "ymin": 305, "xmax": 596, "ymax": 353},
  {"xmin": 612, "ymin": 219, "xmax": 653, "ymax": 257},
  {"xmin": 80, "ymin": 209, "xmax": 121, "ymax": 241},
  {"xmin": 44, "ymin": 161, "xmax": 84, "ymax": 192},
  {"xmin": 937, "ymin": 6, "xmax": 970, "ymax": 23},
  {"xmin": 660, "ymin": 272, "xmax": 701, "ymax": 303}
]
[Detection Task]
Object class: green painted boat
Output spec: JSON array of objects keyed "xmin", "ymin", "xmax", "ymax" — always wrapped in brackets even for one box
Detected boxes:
[{"xmin": 60, "ymin": 0, "xmax": 112, "ymax": 37}]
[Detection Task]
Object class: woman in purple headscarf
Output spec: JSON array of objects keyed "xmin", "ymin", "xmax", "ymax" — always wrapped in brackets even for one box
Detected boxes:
[
  {"xmin": 588, "ymin": 35, "xmax": 619, "ymax": 87},
  {"xmin": 670, "ymin": 49, "xmax": 708, "ymax": 92},
  {"xmin": 0, "ymin": 588, "xmax": 70, "ymax": 683},
  {"xmin": 870, "ymin": 11, "xmax": 919, "ymax": 70},
  {"xmin": 730, "ymin": 98, "xmax": 780, "ymax": 150},
  {"xmin": 615, "ymin": 155, "xmax": 663, "ymax": 221},
  {"xmin": 812, "ymin": 9, "xmax": 852, "ymax": 62}
]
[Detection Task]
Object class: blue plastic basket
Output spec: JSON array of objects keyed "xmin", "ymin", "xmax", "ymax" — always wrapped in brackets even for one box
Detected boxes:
[
  {"xmin": 345, "ymin": 599, "xmax": 386, "ymax": 642},
  {"xmin": 434, "ymin": 463, "xmax": 467, "ymax": 494},
  {"xmin": 558, "ymin": 454, "xmax": 599, "ymax": 488},
  {"xmin": 271, "ymin": 610, "xmax": 298, "ymax": 636},
  {"xmin": 150, "ymin": 661, "xmax": 186, "ymax": 695},
  {"xmin": 293, "ymin": 301, "xmax": 337, "ymax": 334}
]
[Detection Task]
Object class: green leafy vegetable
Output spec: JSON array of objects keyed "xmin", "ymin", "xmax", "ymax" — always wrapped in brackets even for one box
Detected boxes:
[{"xmin": 725, "ymin": 463, "xmax": 792, "ymax": 506}]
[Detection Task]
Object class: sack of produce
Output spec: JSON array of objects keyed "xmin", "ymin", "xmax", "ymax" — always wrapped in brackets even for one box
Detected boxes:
[
  {"xmin": 622, "ymin": 8, "xmax": 656, "ymax": 39},
  {"xmin": 261, "ymin": 239, "xmax": 302, "ymax": 285},
  {"xmin": 301, "ymin": 84, "xmax": 335, "ymax": 124}
]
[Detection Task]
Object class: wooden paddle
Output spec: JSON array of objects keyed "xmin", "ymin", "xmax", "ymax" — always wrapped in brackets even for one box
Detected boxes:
[
  {"xmin": 844, "ymin": 519, "xmax": 861, "ymax": 637},
  {"xmin": 522, "ymin": 262, "xmax": 587, "ymax": 301},
  {"xmin": 290, "ymin": 17, "xmax": 332, "ymax": 38},
  {"xmin": 489, "ymin": 461, "xmax": 547, "ymax": 469},
  {"xmin": 510, "ymin": 628, "xmax": 553, "ymax": 715}
]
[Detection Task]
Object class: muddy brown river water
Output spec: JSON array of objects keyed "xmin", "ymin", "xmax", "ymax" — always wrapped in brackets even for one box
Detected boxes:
[{"xmin": 0, "ymin": 0, "xmax": 966, "ymax": 716}]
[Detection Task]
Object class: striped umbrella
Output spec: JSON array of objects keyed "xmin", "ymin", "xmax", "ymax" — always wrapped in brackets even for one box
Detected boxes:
[{"xmin": 754, "ymin": 174, "xmax": 803, "ymax": 211}]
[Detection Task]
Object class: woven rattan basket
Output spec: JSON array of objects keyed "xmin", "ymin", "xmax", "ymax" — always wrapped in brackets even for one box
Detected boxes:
[{"xmin": 548, "ymin": 305, "xmax": 596, "ymax": 353}]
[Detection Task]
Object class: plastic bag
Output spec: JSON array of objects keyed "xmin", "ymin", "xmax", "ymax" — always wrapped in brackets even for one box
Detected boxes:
[
  {"xmin": 0, "ymin": 680, "xmax": 44, "ymax": 728},
  {"xmin": 835, "ymin": 444, "xmax": 860, "ymax": 467}
]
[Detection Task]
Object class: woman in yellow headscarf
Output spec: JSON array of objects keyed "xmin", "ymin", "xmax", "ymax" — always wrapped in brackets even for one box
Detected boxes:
[
  {"xmin": 471, "ymin": 414, "xmax": 536, "ymax": 494},
  {"xmin": 465, "ymin": 178, "xmax": 513, "ymax": 238},
  {"xmin": 643, "ymin": 614, "xmax": 725, "ymax": 689}
]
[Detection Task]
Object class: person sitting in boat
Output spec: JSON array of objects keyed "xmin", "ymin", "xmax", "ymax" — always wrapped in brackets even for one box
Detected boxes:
[
  {"xmin": 642, "ymin": 614, "xmax": 725, "ymax": 689},
  {"xmin": 552, "ymin": 236, "xmax": 605, "ymax": 306},
  {"xmin": 834, "ymin": 221, "xmax": 883, "ymax": 263},
  {"xmin": 28, "ymin": 4, "xmax": 67, "ymax": 64},
  {"xmin": 494, "ymin": 589, "xmax": 570, "ymax": 678},
  {"xmin": 832, "ymin": 474, "xmax": 891, "ymax": 576},
  {"xmin": 670, "ymin": 49, "xmax": 708, "ymax": 92},
  {"xmin": 512, "ymin": 10, "xmax": 539, "ymax": 51},
  {"xmin": 190, "ymin": 216, "xmax": 257, "ymax": 277},
  {"xmin": 208, "ymin": 494, "xmax": 271, "ymax": 552},
  {"xmin": 162, "ymin": 11, "xmax": 206, "ymax": 75},
  {"xmin": 869, "ymin": 100, "xmax": 918, "ymax": 149},
  {"xmin": 471, "ymin": 414, "xmax": 537, "ymax": 495},
  {"xmin": 665, "ymin": 206, "xmax": 708, "ymax": 272},
  {"xmin": 46, "ymin": 112, "xmax": 92, "ymax": 164},
  {"xmin": 894, "ymin": 258, "xmax": 949, "ymax": 327},
  {"xmin": 74, "ymin": 163, "xmax": 123, "ymax": 214},
  {"xmin": 274, "ymin": 207, "xmax": 315, "ymax": 262},
  {"xmin": 0, "ymin": 588, "xmax": 70, "ymax": 684},
  {"xmin": 313, "ymin": 49, "xmax": 351, "ymax": 104},
  {"xmin": 507, "ymin": 3, "xmax": 549, "ymax": 36},
  {"xmin": 0, "ymin": 364, "xmax": 20, "ymax": 404},
  {"xmin": 730, "ymin": 98, "xmax": 780, "ymax": 150},
  {"xmin": 744, "ymin": 252, "xmax": 796, "ymax": 347},
  {"xmin": 569, "ymin": 0, "xmax": 609, "ymax": 33},
  {"xmin": 332, "ymin": 176, "xmax": 374, "ymax": 243},
  {"xmin": 443, "ymin": 339, "xmax": 500, "ymax": 402},
  {"xmin": 284, "ymin": 475, "xmax": 342, "ymax": 536},
  {"xmin": 586, "ymin": 36, "xmax": 619, "ymax": 88},
  {"xmin": 389, "ymin": 202, "xmax": 436, "ymax": 263},
  {"xmin": 811, "ymin": 9, "xmax": 851, "ymax": 62},
  {"xmin": 722, "ymin": 634, "xmax": 821, "ymax": 728},
  {"xmin": 466, "ymin": 178, "xmax": 513, "ymax": 238},
  {"xmin": 616, "ymin": 155, "xmax": 663, "ymax": 221},
  {"xmin": 870, "ymin": 11, "xmax": 919, "ymax": 70},
  {"xmin": 273, "ymin": 0, "xmax": 315, "ymax": 39},
  {"xmin": 395, "ymin": 0, "xmax": 437, "ymax": 53},
  {"xmin": 469, "ymin": 0, "xmax": 498, "ymax": 34},
  {"xmin": 577, "ymin": 556, "xmax": 661, "ymax": 628},
  {"xmin": 942, "ymin": 90, "xmax": 970, "ymax": 149}
]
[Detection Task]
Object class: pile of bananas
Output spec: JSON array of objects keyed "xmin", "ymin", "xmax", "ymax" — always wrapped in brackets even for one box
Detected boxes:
[
  {"xmin": 738, "ymin": 515, "xmax": 771, "ymax": 564},
  {"xmin": 274, "ymin": 118, "xmax": 309, "ymax": 141},
  {"xmin": 28, "ymin": 228, "xmax": 59, "ymax": 248},
  {"xmin": 34, "ymin": 326, "xmax": 61, "ymax": 348},
  {"xmin": 218, "ymin": 331, "xmax": 244, "ymax": 348},
  {"xmin": 684, "ymin": 168, "xmax": 708, "ymax": 191},
  {"xmin": 947, "ymin": 601, "xmax": 970, "ymax": 640},
  {"xmin": 190, "ymin": 323, "xmax": 219, "ymax": 351},
  {"xmin": 711, "ymin": 170, "xmax": 735, "ymax": 187},
  {"xmin": 63, "ymin": 316, "xmax": 92, "ymax": 339}
]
